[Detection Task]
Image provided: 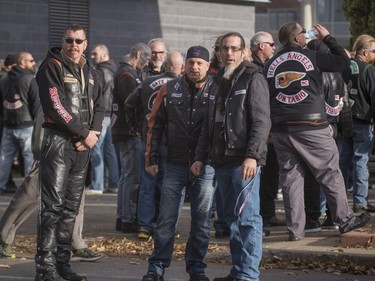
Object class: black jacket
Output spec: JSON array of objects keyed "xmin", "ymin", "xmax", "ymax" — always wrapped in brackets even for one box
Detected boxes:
[
  {"xmin": 195, "ymin": 61, "xmax": 271, "ymax": 167},
  {"xmin": 342, "ymin": 58, "xmax": 375, "ymax": 123},
  {"xmin": 264, "ymin": 36, "xmax": 350, "ymax": 132},
  {"xmin": 125, "ymin": 72, "xmax": 179, "ymax": 139},
  {"xmin": 36, "ymin": 47, "xmax": 104, "ymax": 139},
  {"xmin": 111, "ymin": 62, "xmax": 142, "ymax": 143},
  {"xmin": 0, "ymin": 65, "xmax": 40, "ymax": 128},
  {"xmin": 96, "ymin": 59, "xmax": 117, "ymax": 116},
  {"xmin": 323, "ymin": 71, "xmax": 345, "ymax": 124},
  {"xmin": 146, "ymin": 75, "xmax": 218, "ymax": 166}
]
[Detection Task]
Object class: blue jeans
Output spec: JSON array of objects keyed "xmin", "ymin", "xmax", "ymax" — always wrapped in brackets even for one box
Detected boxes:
[
  {"xmin": 116, "ymin": 137, "xmax": 141, "ymax": 223},
  {"xmin": 215, "ymin": 165, "xmax": 262, "ymax": 281},
  {"xmin": 148, "ymin": 163, "xmax": 215, "ymax": 277},
  {"xmin": 0, "ymin": 126, "xmax": 34, "ymax": 191},
  {"xmin": 339, "ymin": 119, "xmax": 373, "ymax": 206},
  {"xmin": 137, "ymin": 141, "xmax": 165, "ymax": 231},
  {"xmin": 90, "ymin": 117, "xmax": 119, "ymax": 191}
]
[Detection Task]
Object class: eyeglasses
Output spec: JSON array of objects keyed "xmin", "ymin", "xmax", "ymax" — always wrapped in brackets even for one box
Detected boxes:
[
  {"xmin": 298, "ymin": 28, "xmax": 306, "ymax": 35},
  {"xmin": 221, "ymin": 46, "xmax": 243, "ymax": 53},
  {"xmin": 151, "ymin": 51, "xmax": 165, "ymax": 56},
  {"xmin": 213, "ymin": 46, "xmax": 220, "ymax": 52},
  {"xmin": 262, "ymin": 42, "xmax": 275, "ymax": 47},
  {"xmin": 367, "ymin": 49, "xmax": 375, "ymax": 53},
  {"xmin": 25, "ymin": 59, "xmax": 35, "ymax": 63},
  {"xmin": 64, "ymin": 37, "xmax": 86, "ymax": 45}
]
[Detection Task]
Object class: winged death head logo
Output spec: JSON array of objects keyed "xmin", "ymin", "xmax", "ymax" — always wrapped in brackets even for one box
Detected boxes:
[{"xmin": 275, "ymin": 71, "xmax": 306, "ymax": 89}]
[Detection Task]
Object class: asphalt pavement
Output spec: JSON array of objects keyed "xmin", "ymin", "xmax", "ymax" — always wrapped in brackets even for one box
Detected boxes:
[{"xmin": 0, "ymin": 180, "xmax": 374, "ymax": 280}]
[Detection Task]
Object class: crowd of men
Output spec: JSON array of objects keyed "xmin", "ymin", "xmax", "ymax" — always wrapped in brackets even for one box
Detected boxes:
[{"xmin": 0, "ymin": 21, "xmax": 374, "ymax": 281}]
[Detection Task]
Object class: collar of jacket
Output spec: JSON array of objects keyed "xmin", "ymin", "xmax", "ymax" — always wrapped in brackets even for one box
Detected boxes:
[{"xmin": 183, "ymin": 74, "xmax": 207, "ymax": 89}]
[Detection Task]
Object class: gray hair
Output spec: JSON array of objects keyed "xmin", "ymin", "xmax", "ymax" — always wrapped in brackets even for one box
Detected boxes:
[
  {"xmin": 278, "ymin": 21, "xmax": 300, "ymax": 46},
  {"xmin": 129, "ymin": 43, "xmax": 151, "ymax": 59},
  {"xmin": 250, "ymin": 31, "xmax": 272, "ymax": 51}
]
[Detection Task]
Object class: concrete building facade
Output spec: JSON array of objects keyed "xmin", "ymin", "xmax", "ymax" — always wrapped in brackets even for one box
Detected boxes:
[{"xmin": 0, "ymin": 0, "xmax": 269, "ymax": 64}]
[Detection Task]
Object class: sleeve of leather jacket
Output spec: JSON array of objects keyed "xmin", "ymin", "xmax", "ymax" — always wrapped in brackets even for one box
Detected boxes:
[
  {"xmin": 316, "ymin": 36, "xmax": 350, "ymax": 72},
  {"xmin": 124, "ymin": 84, "xmax": 142, "ymax": 131},
  {"xmin": 362, "ymin": 65, "xmax": 375, "ymax": 122},
  {"xmin": 28, "ymin": 77, "xmax": 41, "ymax": 120},
  {"xmin": 90, "ymin": 69, "xmax": 105, "ymax": 133},
  {"xmin": 117, "ymin": 72, "xmax": 137, "ymax": 104},
  {"xmin": 246, "ymin": 72, "xmax": 271, "ymax": 162},
  {"xmin": 145, "ymin": 84, "xmax": 167, "ymax": 167},
  {"xmin": 194, "ymin": 77, "xmax": 218, "ymax": 163},
  {"xmin": 36, "ymin": 59, "xmax": 91, "ymax": 139}
]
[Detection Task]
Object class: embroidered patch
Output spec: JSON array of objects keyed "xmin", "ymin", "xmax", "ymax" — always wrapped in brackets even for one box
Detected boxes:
[
  {"xmin": 63, "ymin": 77, "xmax": 78, "ymax": 83},
  {"xmin": 275, "ymin": 90, "xmax": 309, "ymax": 104},
  {"xmin": 275, "ymin": 71, "xmax": 306, "ymax": 89},
  {"xmin": 49, "ymin": 87, "xmax": 72, "ymax": 123},
  {"xmin": 171, "ymin": 93, "xmax": 182, "ymax": 98},
  {"xmin": 234, "ymin": 89, "xmax": 246, "ymax": 95}
]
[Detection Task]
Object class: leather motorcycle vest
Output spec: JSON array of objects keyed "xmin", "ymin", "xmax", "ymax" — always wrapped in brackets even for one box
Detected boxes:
[{"xmin": 265, "ymin": 48, "xmax": 327, "ymax": 126}]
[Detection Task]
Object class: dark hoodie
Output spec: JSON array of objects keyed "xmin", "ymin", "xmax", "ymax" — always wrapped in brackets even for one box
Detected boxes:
[{"xmin": 0, "ymin": 65, "xmax": 40, "ymax": 128}]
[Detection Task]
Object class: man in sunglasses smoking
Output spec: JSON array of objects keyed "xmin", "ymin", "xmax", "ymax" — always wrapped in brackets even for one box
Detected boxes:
[{"xmin": 34, "ymin": 24, "xmax": 104, "ymax": 281}]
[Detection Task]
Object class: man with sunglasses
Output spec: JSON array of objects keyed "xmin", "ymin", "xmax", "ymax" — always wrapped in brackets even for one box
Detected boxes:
[
  {"xmin": 263, "ymin": 22, "xmax": 371, "ymax": 242},
  {"xmin": 340, "ymin": 34, "xmax": 375, "ymax": 213},
  {"xmin": 0, "ymin": 51, "xmax": 39, "ymax": 195},
  {"xmin": 249, "ymin": 31, "xmax": 285, "ymax": 232},
  {"xmin": 193, "ymin": 32, "xmax": 271, "ymax": 281},
  {"xmin": 34, "ymin": 24, "xmax": 104, "ymax": 281}
]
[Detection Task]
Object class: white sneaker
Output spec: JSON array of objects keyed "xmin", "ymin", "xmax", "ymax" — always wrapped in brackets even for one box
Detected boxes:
[
  {"xmin": 85, "ymin": 189, "xmax": 103, "ymax": 195},
  {"xmin": 276, "ymin": 189, "xmax": 283, "ymax": 201}
]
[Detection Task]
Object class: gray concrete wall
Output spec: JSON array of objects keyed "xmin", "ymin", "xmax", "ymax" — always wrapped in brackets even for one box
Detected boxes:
[
  {"xmin": 0, "ymin": 0, "xmax": 49, "ymax": 63},
  {"xmin": 158, "ymin": 0, "xmax": 255, "ymax": 55},
  {"xmin": 0, "ymin": 0, "xmax": 256, "ymax": 64}
]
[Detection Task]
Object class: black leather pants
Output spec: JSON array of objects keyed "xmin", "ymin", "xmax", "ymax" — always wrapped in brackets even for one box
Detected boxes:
[{"xmin": 35, "ymin": 129, "xmax": 89, "ymax": 275}]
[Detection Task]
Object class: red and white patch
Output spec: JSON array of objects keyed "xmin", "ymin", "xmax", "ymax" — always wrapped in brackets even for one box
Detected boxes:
[
  {"xmin": 49, "ymin": 87, "xmax": 72, "ymax": 123},
  {"xmin": 275, "ymin": 90, "xmax": 309, "ymax": 104}
]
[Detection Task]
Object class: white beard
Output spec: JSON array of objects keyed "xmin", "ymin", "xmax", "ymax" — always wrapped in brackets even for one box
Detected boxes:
[{"xmin": 222, "ymin": 66, "xmax": 235, "ymax": 80}]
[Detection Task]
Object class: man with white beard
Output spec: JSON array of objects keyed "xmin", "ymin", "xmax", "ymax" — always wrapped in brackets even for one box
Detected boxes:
[{"xmin": 192, "ymin": 32, "xmax": 271, "ymax": 281}]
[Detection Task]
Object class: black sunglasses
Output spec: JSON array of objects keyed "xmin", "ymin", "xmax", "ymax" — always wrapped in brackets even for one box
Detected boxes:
[
  {"xmin": 298, "ymin": 28, "xmax": 307, "ymax": 35},
  {"xmin": 262, "ymin": 42, "xmax": 275, "ymax": 47},
  {"xmin": 64, "ymin": 37, "xmax": 86, "ymax": 45}
]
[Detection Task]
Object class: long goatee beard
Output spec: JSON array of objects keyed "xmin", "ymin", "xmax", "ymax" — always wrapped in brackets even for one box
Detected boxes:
[{"xmin": 223, "ymin": 66, "xmax": 235, "ymax": 80}]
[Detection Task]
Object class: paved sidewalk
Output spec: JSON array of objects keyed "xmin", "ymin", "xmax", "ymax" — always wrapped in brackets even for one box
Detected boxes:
[{"xmin": 0, "ymin": 182, "xmax": 374, "ymax": 280}]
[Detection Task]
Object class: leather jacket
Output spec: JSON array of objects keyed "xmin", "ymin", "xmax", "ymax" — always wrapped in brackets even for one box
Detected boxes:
[
  {"xmin": 194, "ymin": 61, "xmax": 271, "ymax": 166},
  {"xmin": 0, "ymin": 65, "xmax": 40, "ymax": 128},
  {"xmin": 96, "ymin": 59, "xmax": 117, "ymax": 116},
  {"xmin": 264, "ymin": 36, "xmax": 350, "ymax": 132},
  {"xmin": 146, "ymin": 75, "xmax": 218, "ymax": 166},
  {"xmin": 125, "ymin": 72, "xmax": 179, "ymax": 139},
  {"xmin": 111, "ymin": 62, "xmax": 142, "ymax": 143},
  {"xmin": 343, "ymin": 58, "xmax": 375, "ymax": 123},
  {"xmin": 36, "ymin": 47, "xmax": 104, "ymax": 139}
]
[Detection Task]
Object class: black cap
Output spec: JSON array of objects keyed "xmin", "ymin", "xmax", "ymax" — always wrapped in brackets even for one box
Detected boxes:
[
  {"xmin": 186, "ymin": 46, "xmax": 209, "ymax": 62},
  {"xmin": 4, "ymin": 53, "xmax": 18, "ymax": 67}
]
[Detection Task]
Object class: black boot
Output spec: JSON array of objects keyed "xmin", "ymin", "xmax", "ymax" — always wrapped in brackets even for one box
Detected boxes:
[
  {"xmin": 56, "ymin": 263, "xmax": 87, "ymax": 281},
  {"xmin": 34, "ymin": 271, "xmax": 63, "ymax": 281}
]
